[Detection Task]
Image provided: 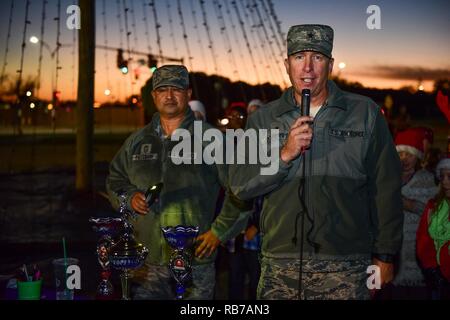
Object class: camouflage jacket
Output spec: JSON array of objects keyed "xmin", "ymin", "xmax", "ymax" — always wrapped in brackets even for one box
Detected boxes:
[
  {"xmin": 107, "ymin": 107, "xmax": 250, "ymax": 266},
  {"xmin": 230, "ymin": 80, "xmax": 403, "ymax": 260}
]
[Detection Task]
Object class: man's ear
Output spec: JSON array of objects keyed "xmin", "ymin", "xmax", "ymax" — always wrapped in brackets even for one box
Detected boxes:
[
  {"xmin": 151, "ymin": 90, "xmax": 156, "ymax": 101},
  {"xmin": 284, "ymin": 57, "xmax": 290, "ymax": 75},
  {"xmin": 187, "ymin": 88, "xmax": 192, "ymax": 100},
  {"xmin": 328, "ymin": 57, "xmax": 334, "ymax": 75}
]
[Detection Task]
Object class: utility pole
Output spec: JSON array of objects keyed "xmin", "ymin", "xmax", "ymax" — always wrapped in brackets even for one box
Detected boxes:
[{"xmin": 76, "ymin": 0, "xmax": 95, "ymax": 192}]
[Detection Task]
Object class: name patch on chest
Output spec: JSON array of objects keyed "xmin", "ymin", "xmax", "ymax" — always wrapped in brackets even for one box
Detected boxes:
[
  {"xmin": 132, "ymin": 143, "xmax": 158, "ymax": 161},
  {"xmin": 329, "ymin": 128, "xmax": 364, "ymax": 138}
]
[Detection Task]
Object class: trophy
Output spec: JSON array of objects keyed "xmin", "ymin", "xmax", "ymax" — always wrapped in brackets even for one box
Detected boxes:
[
  {"xmin": 89, "ymin": 217, "xmax": 124, "ymax": 299},
  {"xmin": 89, "ymin": 193, "xmax": 148, "ymax": 300},
  {"xmin": 161, "ymin": 225, "xmax": 199, "ymax": 299}
]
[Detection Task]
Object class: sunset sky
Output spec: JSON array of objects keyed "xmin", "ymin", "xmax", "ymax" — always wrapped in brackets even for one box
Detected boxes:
[{"xmin": 0, "ymin": 0, "xmax": 449, "ymax": 103}]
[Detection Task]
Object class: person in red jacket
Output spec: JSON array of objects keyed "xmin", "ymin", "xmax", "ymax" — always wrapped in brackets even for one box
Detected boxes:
[{"xmin": 416, "ymin": 156, "xmax": 450, "ymax": 299}]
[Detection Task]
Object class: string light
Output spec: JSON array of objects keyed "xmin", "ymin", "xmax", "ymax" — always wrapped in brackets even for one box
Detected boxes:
[
  {"xmin": 189, "ymin": 0, "xmax": 209, "ymax": 73},
  {"xmin": 0, "ymin": 0, "xmax": 14, "ymax": 87},
  {"xmin": 231, "ymin": 0, "xmax": 261, "ymax": 84},
  {"xmin": 246, "ymin": 0, "xmax": 287, "ymax": 87},
  {"xmin": 259, "ymin": 0, "xmax": 284, "ymax": 60},
  {"xmin": 198, "ymin": 0, "xmax": 220, "ymax": 74},
  {"xmin": 165, "ymin": 0, "xmax": 179, "ymax": 58},
  {"xmin": 36, "ymin": 0, "xmax": 48, "ymax": 100},
  {"xmin": 149, "ymin": 0, "xmax": 164, "ymax": 62},
  {"xmin": 102, "ymin": 0, "xmax": 112, "ymax": 99}
]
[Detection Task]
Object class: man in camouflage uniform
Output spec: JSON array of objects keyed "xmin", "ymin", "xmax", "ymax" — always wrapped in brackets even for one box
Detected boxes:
[
  {"xmin": 229, "ymin": 25, "xmax": 403, "ymax": 300},
  {"xmin": 107, "ymin": 65, "xmax": 250, "ymax": 300}
]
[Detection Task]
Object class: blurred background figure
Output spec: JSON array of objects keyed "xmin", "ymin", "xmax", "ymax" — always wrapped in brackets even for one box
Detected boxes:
[
  {"xmin": 392, "ymin": 104, "xmax": 411, "ymax": 137},
  {"xmin": 415, "ymin": 126, "xmax": 434, "ymax": 154},
  {"xmin": 220, "ymin": 103, "xmax": 262, "ymax": 300},
  {"xmin": 247, "ymin": 99, "xmax": 263, "ymax": 115},
  {"xmin": 416, "ymin": 156, "xmax": 450, "ymax": 300},
  {"xmin": 409, "ymin": 127, "xmax": 442, "ymax": 175},
  {"xmin": 226, "ymin": 103, "xmax": 247, "ymax": 130},
  {"xmin": 188, "ymin": 100, "xmax": 207, "ymax": 121},
  {"xmin": 392, "ymin": 128, "xmax": 438, "ymax": 299},
  {"xmin": 216, "ymin": 102, "xmax": 246, "ymax": 132},
  {"xmin": 226, "ymin": 199, "xmax": 262, "ymax": 300}
]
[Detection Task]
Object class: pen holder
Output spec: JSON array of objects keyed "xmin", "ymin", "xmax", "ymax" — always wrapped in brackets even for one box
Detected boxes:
[{"xmin": 17, "ymin": 278, "xmax": 42, "ymax": 300}]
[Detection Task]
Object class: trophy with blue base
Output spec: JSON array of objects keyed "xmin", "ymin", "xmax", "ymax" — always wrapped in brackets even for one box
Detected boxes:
[
  {"xmin": 90, "ymin": 193, "xmax": 149, "ymax": 300},
  {"xmin": 161, "ymin": 225, "xmax": 199, "ymax": 299}
]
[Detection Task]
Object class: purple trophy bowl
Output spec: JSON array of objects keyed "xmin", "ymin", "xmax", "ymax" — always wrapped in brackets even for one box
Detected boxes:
[
  {"xmin": 161, "ymin": 225, "xmax": 199, "ymax": 250},
  {"xmin": 89, "ymin": 217, "xmax": 125, "ymax": 299},
  {"xmin": 89, "ymin": 217, "xmax": 124, "ymax": 238},
  {"xmin": 161, "ymin": 225, "xmax": 199, "ymax": 299}
]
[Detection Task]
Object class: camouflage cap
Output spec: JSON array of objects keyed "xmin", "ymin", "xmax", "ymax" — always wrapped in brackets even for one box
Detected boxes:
[
  {"xmin": 287, "ymin": 24, "xmax": 334, "ymax": 58},
  {"xmin": 152, "ymin": 65, "xmax": 189, "ymax": 91}
]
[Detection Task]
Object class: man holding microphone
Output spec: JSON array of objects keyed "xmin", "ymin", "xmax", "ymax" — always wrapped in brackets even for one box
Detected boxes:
[{"xmin": 230, "ymin": 24, "xmax": 403, "ymax": 300}]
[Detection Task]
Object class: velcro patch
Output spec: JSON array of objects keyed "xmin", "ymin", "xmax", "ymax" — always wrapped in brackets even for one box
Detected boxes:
[{"xmin": 329, "ymin": 128, "xmax": 364, "ymax": 138}]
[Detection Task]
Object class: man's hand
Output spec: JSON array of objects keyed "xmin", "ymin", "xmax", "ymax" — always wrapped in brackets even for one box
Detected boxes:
[
  {"xmin": 370, "ymin": 258, "xmax": 394, "ymax": 298},
  {"xmin": 130, "ymin": 192, "xmax": 149, "ymax": 215},
  {"xmin": 244, "ymin": 225, "xmax": 258, "ymax": 241},
  {"xmin": 195, "ymin": 230, "xmax": 221, "ymax": 259},
  {"xmin": 281, "ymin": 116, "xmax": 313, "ymax": 163}
]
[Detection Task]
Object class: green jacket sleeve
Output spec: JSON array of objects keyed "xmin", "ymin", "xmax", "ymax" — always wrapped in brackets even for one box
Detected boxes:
[
  {"xmin": 366, "ymin": 109, "xmax": 403, "ymax": 256},
  {"xmin": 106, "ymin": 134, "xmax": 140, "ymax": 212},
  {"xmin": 210, "ymin": 140, "xmax": 253, "ymax": 242},
  {"xmin": 211, "ymin": 188, "xmax": 253, "ymax": 243},
  {"xmin": 229, "ymin": 112, "xmax": 294, "ymax": 201}
]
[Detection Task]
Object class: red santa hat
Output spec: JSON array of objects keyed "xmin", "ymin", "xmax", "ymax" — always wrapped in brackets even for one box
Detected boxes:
[
  {"xmin": 411, "ymin": 127, "xmax": 434, "ymax": 144},
  {"xmin": 395, "ymin": 129, "xmax": 425, "ymax": 160}
]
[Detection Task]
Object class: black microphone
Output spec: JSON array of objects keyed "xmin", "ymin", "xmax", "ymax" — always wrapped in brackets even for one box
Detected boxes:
[
  {"xmin": 301, "ymin": 89, "xmax": 310, "ymax": 117},
  {"xmin": 297, "ymin": 88, "xmax": 311, "ymax": 299},
  {"xmin": 144, "ymin": 182, "xmax": 163, "ymax": 207}
]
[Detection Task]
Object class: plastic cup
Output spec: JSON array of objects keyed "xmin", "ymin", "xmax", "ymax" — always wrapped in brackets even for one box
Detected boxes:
[
  {"xmin": 17, "ymin": 279, "xmax": 42, "ymax": 300},
  {"xmin": 52, "ymin": 258, "xmax": 79, "ymax": 300}
]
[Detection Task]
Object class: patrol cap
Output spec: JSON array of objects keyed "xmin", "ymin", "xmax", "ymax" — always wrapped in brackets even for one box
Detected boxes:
[
  {"xmin": 287, "ymin": 24, "xmax": 334, "ymax": 58},
  {"xmin": 152, "ymin": 65, "xmax": 189, "ymax": 91}
]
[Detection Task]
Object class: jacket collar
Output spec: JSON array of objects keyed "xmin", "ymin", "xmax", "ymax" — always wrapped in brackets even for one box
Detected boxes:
[
  {"xmin": 148, "ymin": 106, "xmax": 196, "ymax": 137},
  {"xmin": 274, "ymin": 80, "xmax": 347, "ymax": 117}
]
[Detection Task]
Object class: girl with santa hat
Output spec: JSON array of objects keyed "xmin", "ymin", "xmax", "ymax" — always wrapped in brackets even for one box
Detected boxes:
[{"xmin": 391, "ymin": 128, "xmax": 438, "ymax": 298}]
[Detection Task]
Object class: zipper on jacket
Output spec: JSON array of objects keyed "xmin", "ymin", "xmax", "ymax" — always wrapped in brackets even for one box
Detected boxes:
[
  {"xmin": 305, "ymin": 105, "xmax": 327, "ymax": 252},
  {"xmin": 160, "ymin": 136, "xmax": 168, "ymax": 262}
]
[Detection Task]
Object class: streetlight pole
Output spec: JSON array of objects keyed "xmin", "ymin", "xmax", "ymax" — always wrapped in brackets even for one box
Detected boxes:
[{"xmin": 76, "ymin": 0, "xmax": 95, "ymax": 192}]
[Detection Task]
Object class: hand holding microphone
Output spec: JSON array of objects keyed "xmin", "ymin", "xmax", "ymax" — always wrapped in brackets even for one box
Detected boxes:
[
  {"xmin": 131, "ymin": 182, "xmax": 163, "ymax": 215},
  {"xmin": 280, "ymin": 89, "xmax": 313, "ymax": 163}
]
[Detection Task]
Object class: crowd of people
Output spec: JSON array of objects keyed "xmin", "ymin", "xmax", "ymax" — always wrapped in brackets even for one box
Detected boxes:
[{"xmin": 106, "ymin": 24, "xmax": 449, "ymax": 300}]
